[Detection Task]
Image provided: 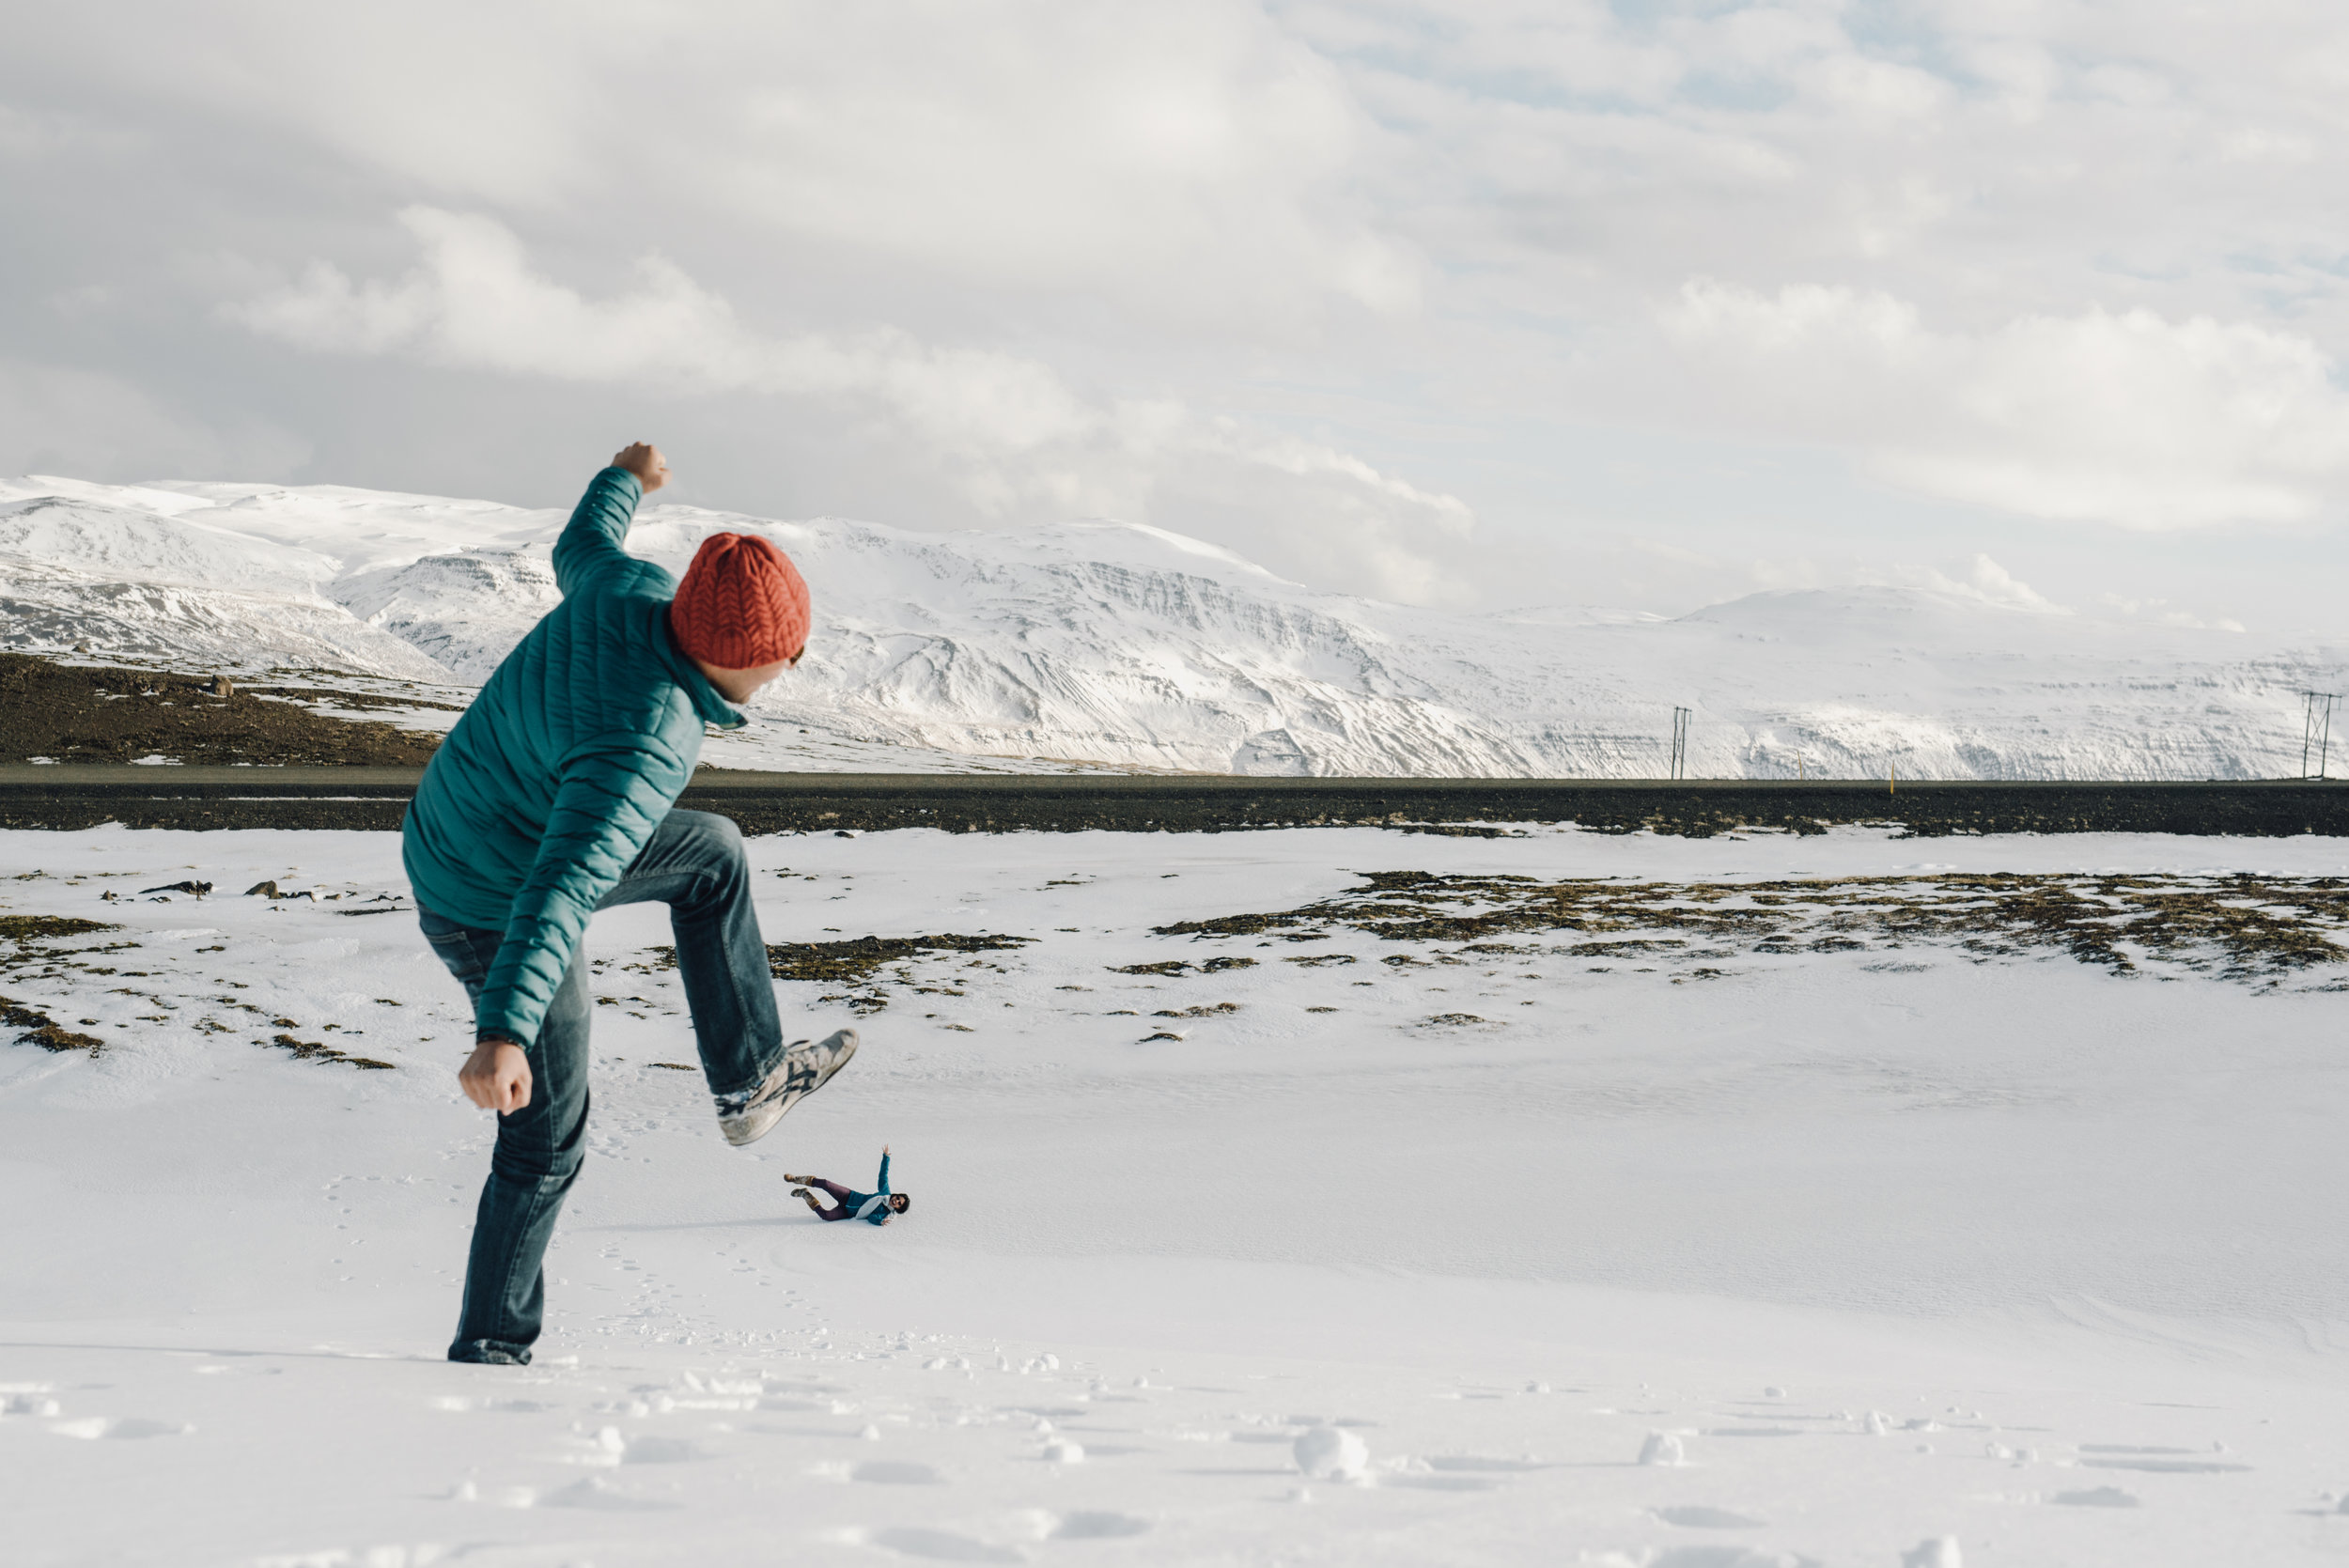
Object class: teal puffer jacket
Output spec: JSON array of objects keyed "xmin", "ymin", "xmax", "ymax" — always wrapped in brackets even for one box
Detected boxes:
[{"xmin": 401, "ymin": 467, "xmax": 744, "ymax": 1046}]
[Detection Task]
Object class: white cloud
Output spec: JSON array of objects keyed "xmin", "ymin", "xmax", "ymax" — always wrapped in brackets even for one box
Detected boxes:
[
  {"xmin": 13, "ymin": 0, "xmax": 2349, "ymax": 622},
  {"xmin": 228, "ymin": 208, "xmax": 1472, "ymax": 601},
  {"xmin": 1864, "ymin": 553, "xmax": 2063, "ymax": 613},
  {"xmin": 14, "ymin": 2, "xmax": 1413, "ymax": 332},
  {"xmin": 1661, "ymin": 279, "xmax": 2349, "ymax": 528}
]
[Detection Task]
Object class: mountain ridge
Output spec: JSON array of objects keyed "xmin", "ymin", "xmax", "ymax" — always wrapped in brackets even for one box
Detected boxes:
[{"xmin": 1, "ymin": 474, "xmax": 2340, "ymax": 780}]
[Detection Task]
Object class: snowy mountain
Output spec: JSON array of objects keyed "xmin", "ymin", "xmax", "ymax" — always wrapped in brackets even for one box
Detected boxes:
[{"xmin": 2, "ymin": 472, "xmax": 2341, "ymax": 778}]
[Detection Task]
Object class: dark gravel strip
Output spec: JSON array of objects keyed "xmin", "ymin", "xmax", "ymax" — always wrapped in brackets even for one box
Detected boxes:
[{"xmin": 5, "ymin": 768, "xmax": 2349, "ymax": 837}]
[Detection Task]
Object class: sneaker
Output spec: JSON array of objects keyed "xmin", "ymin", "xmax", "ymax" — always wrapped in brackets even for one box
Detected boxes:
[{"xmin": 716, "ymin": 1029, "xmax": 859, "ymax": 1148}]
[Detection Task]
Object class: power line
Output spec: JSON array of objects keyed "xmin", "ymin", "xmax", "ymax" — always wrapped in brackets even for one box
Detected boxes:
[
  {"xmin": 2301, "ymin": 691, "xmax": 2341, "ymax": 781},
  {"xmin": 1669, "ymin": 706, "xmax": 1691, "ymax": 781}
]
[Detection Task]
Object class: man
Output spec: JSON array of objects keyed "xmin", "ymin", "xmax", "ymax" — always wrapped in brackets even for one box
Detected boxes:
[
  {"xmin": 404, "ymin": 442, "xmax": 857, "ymax": 1366},
  {"xmin": 786, "ymin": 1145, "xmax": 910, "ymax": 1225}
]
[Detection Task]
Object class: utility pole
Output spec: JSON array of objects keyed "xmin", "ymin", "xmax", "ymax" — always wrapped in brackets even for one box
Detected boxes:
[
  {"xmin": 2301, "ymin": 691, "xmax": 2341, "ymax": 780},
  {"xmin": 1669, "ymin": 706, "xmax": 1691, "ymax": 781}
]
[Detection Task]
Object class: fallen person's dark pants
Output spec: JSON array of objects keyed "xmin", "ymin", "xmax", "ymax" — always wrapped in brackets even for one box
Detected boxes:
[
  {"xmin": 420, "ymin": 809, "xmax": 783, "ymax": 1365},
  {"xmin": 803, "ymin": 1178, "xmax": 877, "ymax": 1220}
]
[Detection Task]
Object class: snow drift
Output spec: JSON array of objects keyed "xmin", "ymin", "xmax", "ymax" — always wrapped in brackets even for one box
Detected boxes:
[{"xmin": 1, "ymin": 473, "xmax": 2341, "ymax": 778}]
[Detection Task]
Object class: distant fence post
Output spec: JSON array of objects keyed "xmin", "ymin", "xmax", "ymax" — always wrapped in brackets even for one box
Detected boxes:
[{"xmin": 1670, "ymin": 706, "xmax": 1691, "ymax": 781}]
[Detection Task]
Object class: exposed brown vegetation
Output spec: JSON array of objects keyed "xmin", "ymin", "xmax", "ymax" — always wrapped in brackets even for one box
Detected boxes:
[
  {"xmin": 635, "ymin": 931, "xmax": 1035, "ymax": 1016},
  {"xmin": 759, "ymin": 933, "xmax": 1035, "ymax": 986},
  {"xmin": 267, "ymin": 1032, "xmax": 397, "ymax": 1070},
  {"xmin": 1154, "ymin": 868, "xmax": 2349, "ymax": 981},
  {"xmin": 0, "ymin": 915, "xmax": 117, "ymax": 942},
  {"xmin": 0, "ymin": 651, "xmax": 447, "ymax": 765},
  {"xmin": 1, "ymin": 995, "xmax": 104, "ymax": 1053}
]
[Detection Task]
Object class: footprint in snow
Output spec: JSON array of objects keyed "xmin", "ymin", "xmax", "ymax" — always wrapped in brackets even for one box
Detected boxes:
[
  {"xmin": 1049, "ymin": 1513, "xmax": 1149, "ymax": 1540},
  {"xmin": 2078, "ymin": 1448, "xmax": 2250, "ymax": 1474},
  {"xmin": 861, "ymin": 1528, "xmax": 1023, "ymax": 1562},
  {"xmin": 1385, "ymin": 1474, "xmax": 1501, "ymax": 1492},
  {"xmin": 1425, "ymin": 1455, "xmax": 1552, "ymax": 1473},
  {"xmin": 854, "ymin": 1459, "xmax": 945, "ymax": 1484},
  {"xmin": 538, "ymin": 1475, "xmax": 677, "ymax": 1511},
  {"xmin": 1654, "ymin": 1505, "xmax": 1767, "ymax": 1529},
  {"xmin": 1650, "ymin": 1550, "xmax": 1819, "ymax": 1568},
  {"xmin": 621, "ymin": 1434, "xmax": 704, "ymax": 1463}
]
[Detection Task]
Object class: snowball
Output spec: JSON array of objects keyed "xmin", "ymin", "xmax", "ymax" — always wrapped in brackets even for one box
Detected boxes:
[{"xmin": 1292, "ymin": 1424, "xmax": 1368, "ymax": 1481}]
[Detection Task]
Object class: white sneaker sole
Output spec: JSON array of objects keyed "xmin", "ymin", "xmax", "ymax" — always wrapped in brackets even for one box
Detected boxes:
[{"xmin": 719, "ymin": 1029, "xmax": 859, "ymax": 1148}]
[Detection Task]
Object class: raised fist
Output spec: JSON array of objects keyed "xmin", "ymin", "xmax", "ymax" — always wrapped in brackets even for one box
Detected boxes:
[{"xmin": 612, "ymin": 442, "xmax": 670, "ymax": 492}]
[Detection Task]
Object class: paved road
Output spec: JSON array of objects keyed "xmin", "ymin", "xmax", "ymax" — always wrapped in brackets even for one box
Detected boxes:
[{"xmin": 4, "ymin": 767, "xmax": 2348, "ymax": 836}]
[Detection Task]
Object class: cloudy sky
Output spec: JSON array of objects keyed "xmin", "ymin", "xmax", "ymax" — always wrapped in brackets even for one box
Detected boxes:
[{"xmin": 6, "ymin": 2, "xmax": 2348, "ymax": 629}]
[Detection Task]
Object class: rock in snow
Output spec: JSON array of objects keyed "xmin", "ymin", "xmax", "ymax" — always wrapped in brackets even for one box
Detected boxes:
[{"xmin": 2, "ymin": 473, "xmax": 2342, "ymax": 778}]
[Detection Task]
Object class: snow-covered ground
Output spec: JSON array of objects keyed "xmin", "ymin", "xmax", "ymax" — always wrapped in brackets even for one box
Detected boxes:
[
  {"xmin": 7, "ymin": 821, "xmax": 2349, "ymax": 1565},
  {"xmin": 6, "ymin": 473, "xmax": 2345, "ymax": 779}
]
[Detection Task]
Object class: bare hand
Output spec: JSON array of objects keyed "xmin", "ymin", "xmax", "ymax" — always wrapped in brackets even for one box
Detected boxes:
[
  {"xmin": 459, "ymin": 1037, "xmax": 533, "ymax": 1112},
  {"xmin": 612, "ymin": 442, "xmax": 670, "ymax": 493}
]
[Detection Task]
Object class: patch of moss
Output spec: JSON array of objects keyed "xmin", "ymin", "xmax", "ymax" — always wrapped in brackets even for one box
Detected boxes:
[
  {"xmin": 763, "ymin": 933, "xmax": 1033, "ymax": 986},
  {"xmin": 1, "ymin": 995, "xmax": 103, "ymax": 1053},
  {"xmin": 267, "ymin": 1032, "xmax": 396, "ymax": 1070},
  {"xmin": 641, "ymin": 931, "xmax": 1034, "ymax": 990},
  {"xmin": 1153, "ymin": 869, "xmax": 2349, "ymax": 983},
  {"xmin": 0, "ymin": 915, "xmax": 117, "ymax": 943}
]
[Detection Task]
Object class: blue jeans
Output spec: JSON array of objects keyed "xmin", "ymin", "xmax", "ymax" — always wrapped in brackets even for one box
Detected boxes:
[{"xmin": 419, "ymin": 809, "xmax": 782, "ymax": 1365}]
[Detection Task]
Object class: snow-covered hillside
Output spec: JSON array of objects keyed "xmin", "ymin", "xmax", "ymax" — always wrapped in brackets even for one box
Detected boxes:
[
  {"xmin": 8, "ymin": 823, "xmax": 2349, "ymax": 1563},
  {"xmin": 2, "ymin": 473, "xmax": 2341, "ymax": 778}
]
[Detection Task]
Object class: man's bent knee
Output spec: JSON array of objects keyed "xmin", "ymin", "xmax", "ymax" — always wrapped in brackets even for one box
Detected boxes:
[{"xmin": 670, "ymin": 809, "xmax": 743, "ymax": 853}]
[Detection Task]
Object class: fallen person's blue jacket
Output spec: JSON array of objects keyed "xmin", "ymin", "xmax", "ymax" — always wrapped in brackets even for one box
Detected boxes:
[
  {"xmin": 828, "ymin": 1152, "xmax": 894, "ymax": 1225},
  {"xmin": 401, "ymin": 468, "xmax": 743, "ymax": 1047}
]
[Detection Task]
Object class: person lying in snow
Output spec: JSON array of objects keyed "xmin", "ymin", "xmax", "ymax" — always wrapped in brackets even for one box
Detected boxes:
[
  {"xmin": 403, "ymin": 442, "xmax": 860, "ymax": 1367},
  {"xmin": 786, "ymin": 1146, "xmax": 910, "ymax": 1225}
]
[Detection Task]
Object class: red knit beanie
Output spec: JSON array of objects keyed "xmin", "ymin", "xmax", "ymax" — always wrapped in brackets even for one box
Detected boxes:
[{"xmin": 668, "ymin": 533, "xmax": 811, "ymax": 669}]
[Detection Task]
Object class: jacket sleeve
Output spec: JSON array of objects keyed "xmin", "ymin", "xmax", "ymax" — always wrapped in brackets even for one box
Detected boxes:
[
  {"xmin": 877, "ymin": 1151, "xmax": 891, "ymax": 1194},
  {"xmin": 551, "ymin": 467, "xmax": 645, "ymax": 598},
  {"xmin": 472, "ymin": 736, "xmax": 692, "ymax": 1047}
]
